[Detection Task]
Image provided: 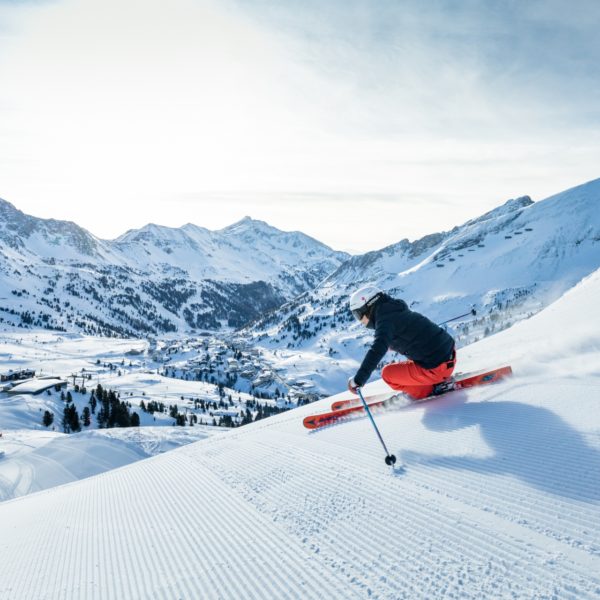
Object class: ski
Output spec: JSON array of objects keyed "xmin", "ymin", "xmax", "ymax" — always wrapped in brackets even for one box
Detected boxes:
[
  {"xmin": 303, "ymin": 395, "xmax": 392, "ymax": 430},
  {"xmin": 330, "ymin": 391, "xmax": 395, "ymax": 412},
  {"xmin": 303, "ymin": 365, "xmax": 512, "ymax": 430}
]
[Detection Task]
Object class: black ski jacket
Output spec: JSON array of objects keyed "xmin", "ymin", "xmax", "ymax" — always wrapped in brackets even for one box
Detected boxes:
[{"xmin": 354, "ymin": 296, "xmax": 455, "ymax": 387}]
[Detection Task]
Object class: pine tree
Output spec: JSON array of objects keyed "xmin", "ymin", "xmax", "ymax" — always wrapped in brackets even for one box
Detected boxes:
[
  {"xmin": 42, "ymin": 410, "xmax": 54, "ymax": 427},
  {"xmin": 82, "ymin": 406, "xmax": 91, "ymax": 427},
  {"xmin": 62, "ymin": 406, "xmax": 70, "ymax": 433},
  {"xmin": 69, "ymin": 405, "xmax": 81, "ymax": 432}
]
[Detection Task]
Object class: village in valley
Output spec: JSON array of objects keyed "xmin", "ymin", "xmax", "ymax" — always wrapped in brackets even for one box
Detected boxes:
[{"xmin": 0, "ymin": 330, "xmax": 321, "ymax": 439}]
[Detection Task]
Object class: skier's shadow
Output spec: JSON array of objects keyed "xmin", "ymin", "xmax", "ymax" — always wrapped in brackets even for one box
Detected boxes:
[{"xmin": 401, "ymin": 391, "xmax": 600, "ymax": 502}]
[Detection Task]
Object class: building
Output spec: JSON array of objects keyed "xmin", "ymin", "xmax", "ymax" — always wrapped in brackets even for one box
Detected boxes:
[
  {"xmin": 0, "ymin": 369, "xmax": 36, "ymax": 383},
  {"xmin": 7, "ymin": 378, "xmax": 67, "ymax": 395}
]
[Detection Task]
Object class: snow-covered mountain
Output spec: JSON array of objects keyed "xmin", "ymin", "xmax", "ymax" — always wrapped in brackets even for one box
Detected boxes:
[
  {"xmin": 241, "ymin": 178, "xmax": 600, "ymax": 394},
  {"xmin": 1, "ymin": 267, "xmax": 599, "ymax": 599},
  {"xmin": 3, "ymin": 178, "xmax": 598, "ymax": 395},
  {"xmin": 0, "ymin": 200, "xmax": 347, "ymax": 336},
  {"xmin": 114, "ymin": 216, "xmax": 344, "ymax": 289},
  {"xmin": 0, "ymin": 197, "xmax": 115, "ymax": 261}
]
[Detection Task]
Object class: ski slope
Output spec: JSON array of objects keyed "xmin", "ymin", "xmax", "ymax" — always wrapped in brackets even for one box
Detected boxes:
[{"xmin": 0, "ymin": 271, "xmax": 599, "ymax": 599}]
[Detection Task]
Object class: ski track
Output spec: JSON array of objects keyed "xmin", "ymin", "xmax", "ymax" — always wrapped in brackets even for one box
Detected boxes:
[
  {"xmin": 0, "ymin": 444, "xmax": 352, "ymax": 600},
  {"xmin": 1, "ymin": 379, "xmax": 600, "ymax": 598},
  {"xmin": 192, "ymin": 429, "xmax": 600, "ymax": 599}
]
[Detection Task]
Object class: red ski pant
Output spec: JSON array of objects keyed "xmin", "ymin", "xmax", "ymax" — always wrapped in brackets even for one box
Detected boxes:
[{"xmin": 381, "ymin": 353, "xmax": 456, "ymax": 400}]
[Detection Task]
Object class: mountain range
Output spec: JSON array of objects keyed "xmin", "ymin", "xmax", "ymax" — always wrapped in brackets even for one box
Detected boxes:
[
  {"xmin": 1, "ymin": 179, "xmax": 599, "ymax": 372},
  {"xmin": 0, "ymin": 201, "xmax": 347, "ymax": 335}
]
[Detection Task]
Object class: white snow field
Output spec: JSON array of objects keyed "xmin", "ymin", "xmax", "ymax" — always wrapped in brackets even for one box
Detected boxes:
[
  {"xmin": 1, "ymin": 270, "xmax": 599, "ymax": 599},
  {"xmin": 0, "ymin": 427, "xmax": 220, "ymax": 502}
]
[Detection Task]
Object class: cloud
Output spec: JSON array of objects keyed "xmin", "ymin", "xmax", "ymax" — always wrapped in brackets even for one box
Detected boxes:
[
  {"xmin": 233, "ymin": 0, "xmax": 600, "ymax": 134},
  {"xmin": 0, "ymin": 1, "xmax": 54, "ymax": 5},
  {"xmin": 0, "ymin": 0, "xmax": 598, "ymax": 252}
]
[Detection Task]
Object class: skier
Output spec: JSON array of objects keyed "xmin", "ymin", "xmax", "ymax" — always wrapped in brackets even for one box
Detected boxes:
[{"xmin": 348, "ymin": 286, "xmax": 456, "ymax": 400}]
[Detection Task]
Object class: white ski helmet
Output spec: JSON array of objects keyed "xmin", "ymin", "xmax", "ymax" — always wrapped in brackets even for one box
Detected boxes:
[{"xmin": 349, "ymin": 285, "xmax": 384, "ymax": 321}]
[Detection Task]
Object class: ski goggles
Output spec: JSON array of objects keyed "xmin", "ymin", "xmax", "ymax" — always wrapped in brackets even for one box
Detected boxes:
[
  {"xmin": 351, "ymin": 292, "xmax": 383, "ymax": 322},
  {"xmin": 351, "ymin": 306, "xmax": 369, "ymax": 322}
]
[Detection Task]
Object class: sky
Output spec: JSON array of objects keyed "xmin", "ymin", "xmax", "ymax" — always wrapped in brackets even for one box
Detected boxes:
[{"xmin": 0, "ymin": 0, "xmax": 599, "ymax": 253}]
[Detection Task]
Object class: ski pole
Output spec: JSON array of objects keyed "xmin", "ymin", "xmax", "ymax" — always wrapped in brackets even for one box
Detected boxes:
[
  {"xmin": 438, "ymin": 306, "xmax": 477, "ymax": 326},
  {"xmin": 356, "ymin": 387, "xmax": 396, "ymax": 466}
]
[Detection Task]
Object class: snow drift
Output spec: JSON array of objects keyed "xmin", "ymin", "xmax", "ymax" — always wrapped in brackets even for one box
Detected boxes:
[{"xmin": 0, "ymin": 427, "xmax": 219, "ymax": 502}]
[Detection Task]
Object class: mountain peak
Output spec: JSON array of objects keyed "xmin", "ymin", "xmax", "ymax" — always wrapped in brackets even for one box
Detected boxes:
[
  {"xmin": 181, "ymin": 222, "xmax": 210, "ymax": 234},
  {"xmin": 115, "ymin": 222, "xmax": 192, "ymax": 244},
  {"xmin": 220, "ymin": 216, "xmax": 272, "ymax": 233},
  {"xmin": 0, "ymin": 197, "xmax": 21, "ymax": 217},
  {"xmin": 0, "ymin": 197, "xmax": 99, "ymax": 256},
  {"xmin": 464, "ymin": 195, "xmax": 534, "ymax": 228}
]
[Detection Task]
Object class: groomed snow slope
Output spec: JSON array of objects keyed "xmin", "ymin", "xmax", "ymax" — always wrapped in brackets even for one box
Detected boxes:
[{"xmin": 1, "ymin": 272, "xmax": 600, "ymax": 599}]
